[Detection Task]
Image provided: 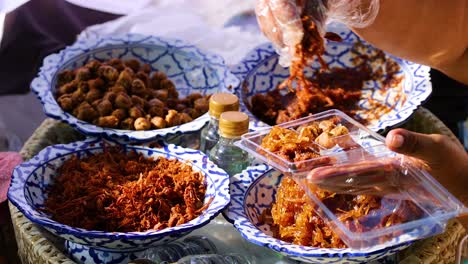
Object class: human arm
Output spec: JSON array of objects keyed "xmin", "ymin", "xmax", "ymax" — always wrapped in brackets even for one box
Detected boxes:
[
  {"xmin": 352, "ymin": 0, "xmax": 468, "ymax": 84},
  {"xmin": 255, "ymin": 0, "xmax": 468, "ymax": 84}
]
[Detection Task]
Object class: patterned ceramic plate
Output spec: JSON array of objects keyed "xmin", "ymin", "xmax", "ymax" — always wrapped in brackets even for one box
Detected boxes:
[
  {"xmin": 223, "ymin": 164, "xmax": 411, "ymax": 263},
  {"xmin": 8, "ymin": 138, "xmax": 230, "ymax": 252},
  {"xmin": 31, "ymin": 34, "xmax": 239, "ymax": 143},
  {"xmin": 232, "ymin": 25, "xmax": 432, "ymax": 133}
]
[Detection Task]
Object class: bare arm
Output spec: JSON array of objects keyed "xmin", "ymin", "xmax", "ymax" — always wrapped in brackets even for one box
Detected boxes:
[{"xmin": 353, "ymin": 0, "xmax": 468, "ymax": 84}]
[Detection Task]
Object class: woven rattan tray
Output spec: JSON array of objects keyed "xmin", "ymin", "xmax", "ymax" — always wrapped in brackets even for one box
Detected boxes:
[{"xmin": 8, "ymin": 108, "xmax": 467, "ymax": 263}]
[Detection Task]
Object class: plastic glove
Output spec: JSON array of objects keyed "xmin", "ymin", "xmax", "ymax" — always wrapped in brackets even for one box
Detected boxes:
[{"xmin": 255, "ymin": 0, "xmax": 379, "ymax": 65}]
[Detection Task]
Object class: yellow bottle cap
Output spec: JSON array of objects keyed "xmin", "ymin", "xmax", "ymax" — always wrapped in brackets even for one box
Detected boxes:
[
  {"xmin": 219, "ymin": 111, "xmax": 249, "ymax": 138},
  {"xmin": 209, "ymin": 93, "xmax": 239, "ymax": 119}
]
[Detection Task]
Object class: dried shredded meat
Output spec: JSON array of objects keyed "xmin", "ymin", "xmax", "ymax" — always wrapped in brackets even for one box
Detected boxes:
[
  {"xmin": 260, "ymin": 121, "xmax": 424, "ymax": 248},
  {"xmin": 43, "ymin": 147, "xmax": 209, "ymax": 232},
  {"xmin": 251, "ymin": 8, "xmax": 403, "ymax": 126}
]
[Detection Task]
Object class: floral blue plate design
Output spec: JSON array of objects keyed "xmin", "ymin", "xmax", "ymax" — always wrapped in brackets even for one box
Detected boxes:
[
  {"xmin": 31, "ymin": 34, "xmax": 239, "ymax": 143},
  {"xmin": 232, "ymin": 25, "xmax": 432, "ymax": 133},
  {"xmin": 8, "ymin": 138, "xmax": 230, "ymax": 264},
  {"xmin": 223, "ymin": 164, "xmax": 411, "ymax": 263}
]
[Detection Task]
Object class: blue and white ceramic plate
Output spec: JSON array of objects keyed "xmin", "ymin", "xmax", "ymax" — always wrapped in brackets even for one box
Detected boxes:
[
  {"xmin": 232, "ymin": 25, "xmax": 432, "ymax": 133},
  {"xmin": 8, "ymin": 138, "xmax": 230, "ymax": 253},
  {"xmin": 31, "ymin": 34, "xmax": 239, "ymax": 143},
  {"xmin": 223, "ymin": 164, "xmax": 410, "ymax": 263}
]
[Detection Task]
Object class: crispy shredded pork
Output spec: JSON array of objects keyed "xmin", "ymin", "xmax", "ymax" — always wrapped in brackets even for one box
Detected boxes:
[{"xmin": 44, "ymin": 147, "xmax": 209, "ymax": 232}]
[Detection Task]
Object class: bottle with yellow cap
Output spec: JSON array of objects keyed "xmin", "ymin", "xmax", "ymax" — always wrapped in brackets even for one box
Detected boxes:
[
  {"xmin": 200, "ymin": 93, "xmax": 239, "ymax": 153},
  {"xmin": 209, "ymin": 111, "xmax": 250, "ymax": 176}
]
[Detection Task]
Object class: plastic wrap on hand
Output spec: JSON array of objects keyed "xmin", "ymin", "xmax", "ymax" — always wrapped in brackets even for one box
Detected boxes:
[{"xmin": 256, "ymin": 0, "xmax": 380, "ymax": 66}]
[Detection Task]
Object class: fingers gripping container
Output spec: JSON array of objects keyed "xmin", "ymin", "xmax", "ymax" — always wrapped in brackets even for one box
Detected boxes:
[{"xmin": 236, "ymin": 109, "xmax": 466, "ymax": 250}]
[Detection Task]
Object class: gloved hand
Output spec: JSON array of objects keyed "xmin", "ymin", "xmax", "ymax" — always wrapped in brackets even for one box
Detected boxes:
[{"xmin": 255, "ymin": 0, "xmax": 379, "ymax": 65}]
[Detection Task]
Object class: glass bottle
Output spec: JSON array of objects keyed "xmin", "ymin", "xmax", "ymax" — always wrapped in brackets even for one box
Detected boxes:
[
  {"xmin": 209, "ymin": 111, "xmax": 250, "ymax": 176},
  {"xmin": 200, "ymin": 93, "xmax": 239, "ymax": 154},
  {"xmin": 140, "ymin": 236, "xmax": 218, "ymax": 263},
  {"xmin": 176, "ymin": 253, "xmax": 253, "ymax": 264}
]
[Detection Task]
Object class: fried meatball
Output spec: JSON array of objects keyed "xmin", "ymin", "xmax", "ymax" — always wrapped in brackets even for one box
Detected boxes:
[
  {"xmin": 129, "ymin": 106, "xmax": 144, "ymax": 119},
  {"xmin": 116, "ymin": 70, "xmax": 133, "ymax": 90},
  {"xmin": 88, "ymin": 78, "xmax": 105, "ymax": 90},
  {"xmin": 165, "ymin": 110, "xmax": 181, "ymax": 127},
  {"xmin": 76, "ymin": 102, "xmax": 98, "ymax": 121},
  {"xmin": 57, "ymin": 94, "xmax": 75, "ymax": 111},
  {"xmin": 150, "ymin": 72, "xmax": 167, "ymax": 89},
  {"xmin": 114, "ymin": 92, "xmax": 132, "ymax": 109},
  {"xmin": 77, "ymin": 81, "xmax": 90, "ymax": 93},
  {"xmin": 148, "ymin": 98, "xmax": 164, "ymax": 108},
  {"xmin": 131, "ymin": 79, "xmax": 146, "ymax": 95},
  {"xmin": 175, "ymin": 104, "xmax": 187, "ymax": 112},
  {"xmin": 75, "ymin": 68, "xmax": 91, "ymax": 81},
  {"xmin": 103, "ymin": 91, "xmax": 117, "ymax": 103},
  {"xmin": 120, "ymin": 117, "xmax": 135, "ymax": 130},
  {"xmin": 85, "ymin": 88, "xmax": 102, "ymax": 103},
  {"xmin": 136, "ymin": 71, "xmax": 151, "ymax": 88},
  {"xmin": 98, "ymin": 65, "xmax": 119, "ymax": 82},
  {"xmin": 57, "ymin": 70, "xmax": 75, "ymax": 87},
  {"xmin": 165, "ymin": 98, "xmax": 178, "ymax": 109},
  {"xmin": 150, "ymin": 116, "xmax": 166, "ymax": 129},
  {"xmin": 179, "ymin": 113, "xmax": 193, "ymax": 123},
  {"xmin": 193, "ymin": 98, "xmax": 209, "ymax": 113},
  {"xmin": 109, "ymin": 85, "xmax": 126, "ymax": 94},
  {"xmin": 148, "ymin": 106, "xmax": 164, "ymax": 117},
  {"xmin": 134, "ymin": 117, "xmax": 151, "ymax": 130},
  {"xmin": 160, "ymin": 79, "xmax": 177, "ymax": 98},
  {"xmin": 141, "ymin": 64, "xmax": 151, "ymax": 73},
  {"xmin": 84, "ymin": 60, "xmax": 101, "ymax": 73},
  {"xmin": 187, "ymin": 93, "xmax": 203, "ymax": 103},
  {"xmin": 131, "ymin": 95, "xmax": 146, "ymax": 108},
  {"xmin": 111, "ymin": 108, "xmax": 127, "ymax": 121},
  {"xmin": 107, "ymin": 58, "xmax": 125, "ymax": 71},
  {"xmin": 71, "ymin": 88, "xmax": 86, "ymax": 104},
  {"xmin": 124, "ymin": 59, "xmax": 141, "ymax": 73},
  {"xmin": 96, "ymin": 99, "xmax": 113, "ymax": 116},
  {"xmin": 97, "ymin": 116, "xmax": 119, "ymax": 128},
  {"xmin": 315, "ymin": 132, "xmax": 335, "ymax": 149},
  {"xmin": 57, "ymin": 80, "xmax": 78, "ymax": 95},
  {"xmin": 182, "ymin": 108, "xmax": 198, "ymax": 119},
  {"xmin": 152, "ymin": 89, "xmax": 169, "ymax": 101},
  {"xmin": 318, "ymin": 120, "xmax": 336, "ymax": 133}
]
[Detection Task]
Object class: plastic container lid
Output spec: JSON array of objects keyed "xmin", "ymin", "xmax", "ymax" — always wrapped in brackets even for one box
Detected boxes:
[{"xmin": 236, "ymin": 109, "xmax": 467, "ymax": 250}]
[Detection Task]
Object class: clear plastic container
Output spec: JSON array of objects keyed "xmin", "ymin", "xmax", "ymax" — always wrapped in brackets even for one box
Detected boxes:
[{"xmin": 236, "ymin": 109, "xmax": 467, "ymax": 250}]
